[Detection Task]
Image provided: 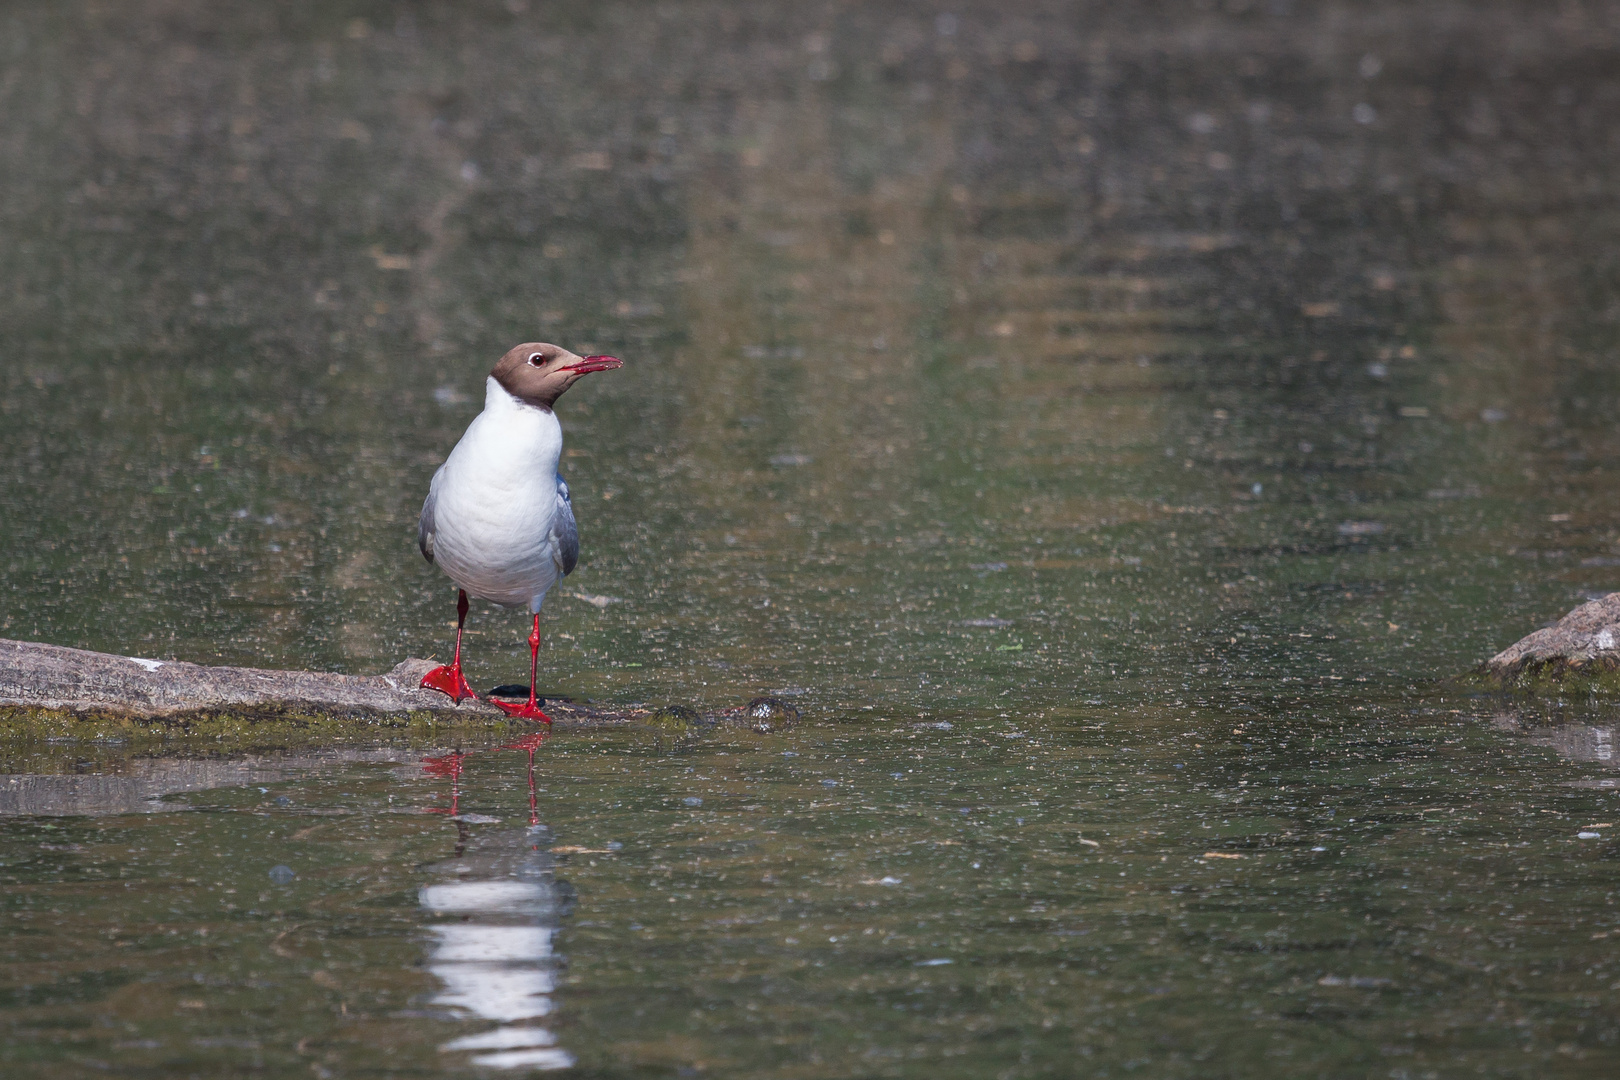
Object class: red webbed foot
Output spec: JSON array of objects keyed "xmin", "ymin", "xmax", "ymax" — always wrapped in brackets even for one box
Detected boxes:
[
  {"xmin": 420, "ymin": 665, "xmax": 478, "ymax": 704},
  {"xmin": 491, "ymin": 698, "xmax": 552, "ymax": 724},
  {"xmin": 491, "ymin": 613, "xmax": 551, "ymax": 723}
]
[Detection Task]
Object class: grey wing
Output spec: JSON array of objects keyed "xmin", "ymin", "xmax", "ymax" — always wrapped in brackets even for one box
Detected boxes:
[
  {"xmin": 552, "ymin": 474, "xmax": 579, "ymax": 577},
  {"xmin": 418, "ymin": 473, "xmax": 440, "ymax": 563}
]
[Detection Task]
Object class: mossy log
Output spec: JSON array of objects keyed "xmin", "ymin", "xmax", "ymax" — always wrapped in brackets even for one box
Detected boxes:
[
  {"xmin": 1480, "ymin": 592, "xmax": 1620, "ymax": 687},
  {"xmin": 0, "ymin": 638, "xmax": 793, "ymax": 735}
]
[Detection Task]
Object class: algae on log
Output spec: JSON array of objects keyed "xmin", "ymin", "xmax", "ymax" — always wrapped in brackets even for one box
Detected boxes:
[
  {"xmin": 1481, "ymin": 592, "xmax": 1620, "ymax": 687},
  {"xmin": 0, "ymin": 638, "xmax": 746, "ymax": 735}
]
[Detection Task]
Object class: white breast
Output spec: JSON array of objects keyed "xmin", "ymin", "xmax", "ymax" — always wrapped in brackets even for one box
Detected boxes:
[{"xmin": 427, "ymin": 377, "xmax": 563, "ymax": 611}]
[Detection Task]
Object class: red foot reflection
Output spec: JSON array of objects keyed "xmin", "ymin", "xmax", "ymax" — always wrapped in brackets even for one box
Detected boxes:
[
  {"xmin": 422, "ymin": 750, "xmax": 467, "ymax": 817},
  {"xmin": 501, "ymin": 731, "xmax": 550, "ymax": 825},
  {"xmin": 421, "ymin": 730, "xmax": 551, "ymax": 823}
]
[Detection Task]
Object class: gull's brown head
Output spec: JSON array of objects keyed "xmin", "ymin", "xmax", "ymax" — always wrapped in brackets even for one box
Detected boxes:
[{"xmin": 490, "ymin": 342, "xmax": 623, "ymax": 410}]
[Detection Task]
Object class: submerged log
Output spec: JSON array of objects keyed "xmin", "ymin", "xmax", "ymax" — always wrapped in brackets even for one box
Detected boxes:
[
  {"xmin": 1482, "ymin": 592, "xmax": 1620, "ymax": 685},
  {"xmin": 0, "ymin": 748, "xmax": 426, "ymax": 816},
  {"xmin": 0, "ymin": 638, "xmax": 782, "ymax": 731}
]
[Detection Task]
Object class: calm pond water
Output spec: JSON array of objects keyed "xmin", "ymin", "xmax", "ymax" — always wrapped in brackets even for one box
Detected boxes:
[{"xmin": 4, "ymin": 0, "xmax": 1620, "ymax": 1075}]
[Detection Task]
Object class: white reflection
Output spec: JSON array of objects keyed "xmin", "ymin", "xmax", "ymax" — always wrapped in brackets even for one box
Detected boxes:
[
  {"xmin": 444, "ymin": 1028, "xmax": 562, "ymax": 1051},
  {"xmin": 419, "ymin": 821, "xmax": 574, "ymax": 1071},
  {"xmin": 429, "ymin": 963, "xmax": 555, "ymax": 1022},
  {"xmin": 430, "ymin": 925, "xmax": 553, "ymax": 962},
  {"xmin": 421, "ymin": 880, "xmax": 551, "ymax": 914},
  {"xmin": 468, "ymin": 1049, "xmax": 578, "ymax": 1070},
  {"xmin": 1494, "ymin": 711, "xmax": 1620, "ymax": 769}
]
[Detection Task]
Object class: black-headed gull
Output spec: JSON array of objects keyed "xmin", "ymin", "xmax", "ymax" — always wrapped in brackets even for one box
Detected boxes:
[{"xmin": 418, "ymin": 342, "xmax": 622, "ymax": 722}]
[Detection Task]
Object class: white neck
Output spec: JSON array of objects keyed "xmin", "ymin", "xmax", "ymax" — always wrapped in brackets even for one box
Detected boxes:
[{"xmin": 485, "ymin": 375, "xmax": 548, "ymax": 416}]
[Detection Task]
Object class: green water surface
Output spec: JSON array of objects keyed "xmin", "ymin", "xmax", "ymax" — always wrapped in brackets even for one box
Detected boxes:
[{"xmin": 3, "ymin": 1, "xmax": 1620, "ymax": 1076}]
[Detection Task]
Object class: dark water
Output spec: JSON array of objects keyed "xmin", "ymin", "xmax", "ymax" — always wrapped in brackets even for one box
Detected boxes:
[{"xmin": 4, "ymin": 1, "xmax": 1620, "ymax": 1075}]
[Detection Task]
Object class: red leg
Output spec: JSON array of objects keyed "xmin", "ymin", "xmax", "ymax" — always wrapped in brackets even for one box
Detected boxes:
[
  {"xmin": 493, "ymin": 613, "xmax": 551, "ymax": 724},
  {"xmin": 421, "ymin": 590, "xmax": 478, "ymax": 703}
]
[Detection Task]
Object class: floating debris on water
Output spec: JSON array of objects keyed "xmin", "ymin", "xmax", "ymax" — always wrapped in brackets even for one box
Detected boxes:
[
  {"xmin": 565, "ymin": 591, "xmax": 624, "ymax": 608},
  {"xmin": 646, "ymin": 705, "xmax": 710, "ymax": 731},
  {"xmin": 744, "ymin": 697, "xmax": 800, "ymax": 730},
  {"xmin": 1318, "ymin": 975, "xmax": 1393, "ymax": 988}
]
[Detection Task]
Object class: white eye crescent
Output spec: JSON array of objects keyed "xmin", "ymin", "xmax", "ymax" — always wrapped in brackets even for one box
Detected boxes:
[{"xmin": 528, "ymin": 353, "xmax": 544, "ymax": 366}]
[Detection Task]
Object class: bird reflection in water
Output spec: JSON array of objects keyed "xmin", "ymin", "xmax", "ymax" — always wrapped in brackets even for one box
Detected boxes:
[
  {"xmin": 418, "ymin": 731, "xmax": 576, "ymax": 1070},
  {"xmin": 420, "ymin": 750, "xmax": 467, "ymax": 817},
  {"xmin": 504, "ymin": 731, "xmax": 550, "ymax": 826}
]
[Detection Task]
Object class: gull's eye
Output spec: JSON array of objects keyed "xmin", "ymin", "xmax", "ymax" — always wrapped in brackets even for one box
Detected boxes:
[{"xmin": 528, "ymin": 353, "xmax": 544, "ymax": 366}]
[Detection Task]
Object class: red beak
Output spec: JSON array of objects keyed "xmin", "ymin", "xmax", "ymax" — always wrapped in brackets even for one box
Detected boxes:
[{"xmin": 562, "ymin": 354, "xmax": 624, "ymax": 374}]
